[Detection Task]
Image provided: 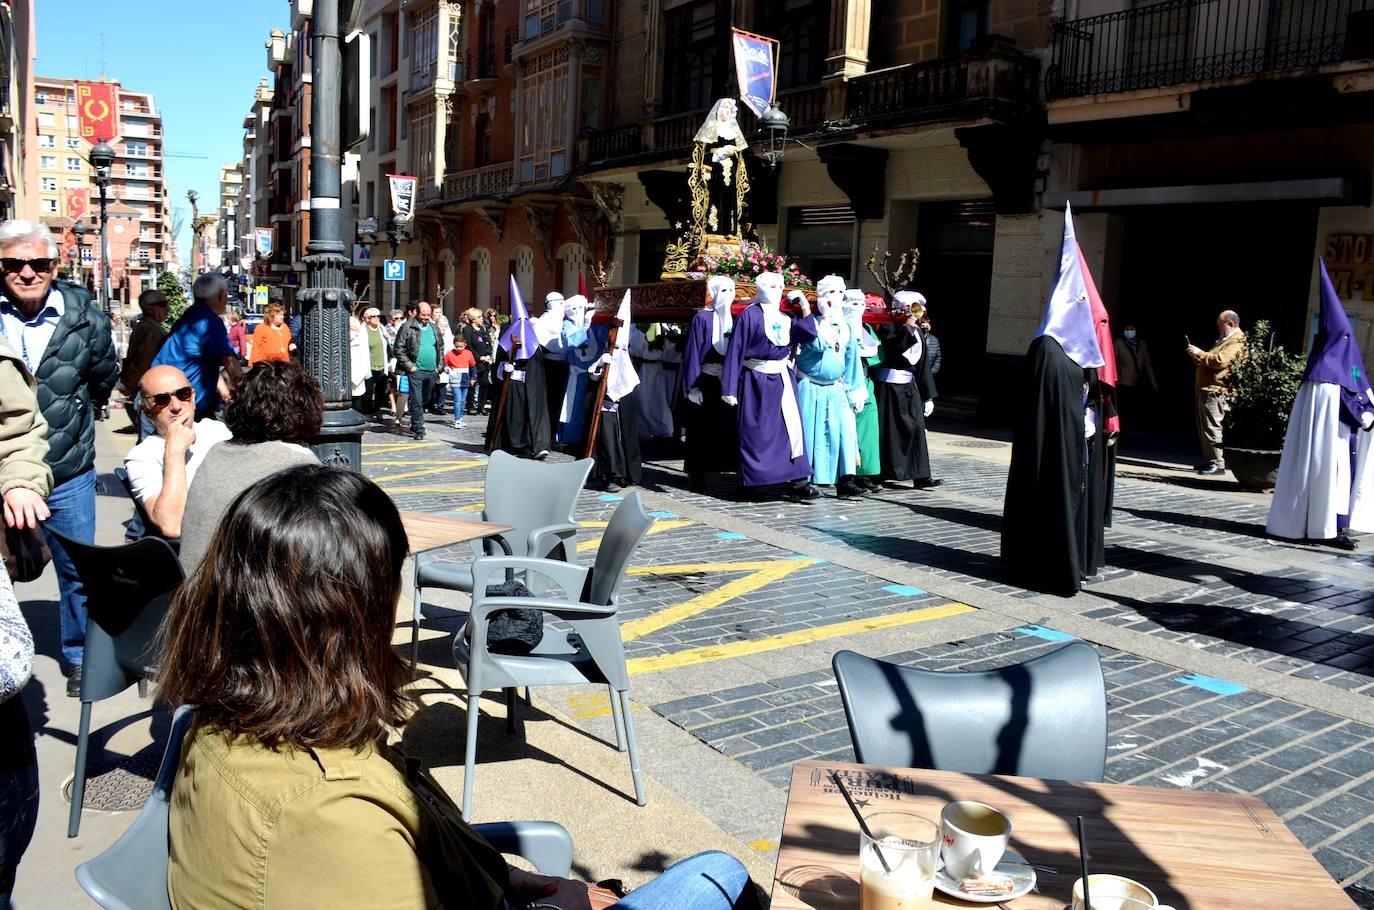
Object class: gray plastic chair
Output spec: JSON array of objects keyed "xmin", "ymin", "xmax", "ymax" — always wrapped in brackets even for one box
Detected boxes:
[
  {"xmin": 454, "ymin": 492, "xmax": 657, "ymax": 819},
  {"xmin": 50, "ymin": 529, "xmax": 184, "ymax": 837},
  {"xmin": 75, "ymin": 706, "xmax": 575, "ymax": 910},
  {"xmin": 410, "ymin": 449, "xmax": 593, "ymax": 668},
  {"xmin": 831, "ymin": 642, "xmax": 1108, "ymax": 782}
]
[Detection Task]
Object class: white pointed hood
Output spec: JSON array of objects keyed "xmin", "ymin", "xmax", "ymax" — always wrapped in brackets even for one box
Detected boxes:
[{"xmin": 1036, "ymin": 203, "xmax": 1105, "ymax": 369}]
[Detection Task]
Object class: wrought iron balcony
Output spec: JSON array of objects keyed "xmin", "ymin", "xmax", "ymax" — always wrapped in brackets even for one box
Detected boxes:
[{"xmin": 1047, "ymin": 0, "xmax": 1374, "ymax": 98}]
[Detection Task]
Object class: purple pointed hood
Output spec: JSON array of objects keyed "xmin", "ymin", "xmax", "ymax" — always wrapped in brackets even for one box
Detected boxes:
[
  {"xmin": 1306, "ymin": 258, "xmax": 1371, "ymax": 395},
  {"xmin": 499, "ymin": 274, "xmax": 538, "ymax": 356}
]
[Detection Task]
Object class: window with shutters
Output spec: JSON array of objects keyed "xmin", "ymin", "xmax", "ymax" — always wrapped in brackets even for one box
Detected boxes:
[
  {"xmin": 1126, "ymin": 0, "xmax": 1194, "ymax": 88},
  {"xmin": 410, "ymin": 105, "xmax": 436, "ymax": 189},
  {"xmin": 760, "ymin": 0, "xmax": 830, "ymax": 89},
  {"xmin": 662, "ymin": 0, "xmax": 726, "ymax": 114}
]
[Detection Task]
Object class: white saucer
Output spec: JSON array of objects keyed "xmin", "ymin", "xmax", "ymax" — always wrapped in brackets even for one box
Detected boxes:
[{"xmin": 934, "ymin": 850, "xmax": 1038, "ymax": 904}]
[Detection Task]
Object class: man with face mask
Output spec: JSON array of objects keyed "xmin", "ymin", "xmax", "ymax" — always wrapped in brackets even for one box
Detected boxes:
[
  {"xmin": 872, "ymin": 290, "xmax": 939, "ymax": 489},
  {"xmin": 681, "ymin": 276, "xmax": 740, "ymax": 491},
  {"xmin": 1112, "ymin": 322, "xmax": 1157, "ymax": 428},
  {"xmin": 721, "ymin": 271, "xmax": 814, "ymax": 500},
  {"xmin": 845, "ymin": 289, "xmax": 884, "ymax": 491},
  {"xmin": 793, "ymin": 276, "xmax": 864, "ymax": 499}
]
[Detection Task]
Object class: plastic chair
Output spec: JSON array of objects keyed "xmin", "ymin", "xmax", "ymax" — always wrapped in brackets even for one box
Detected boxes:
[
  {"xmin": 75, "ymin": 706, "xmax": 575, "ymax": 910},
  {"xmin": 50, "ymin": 529, "xmax": 185, "ymax": 837},
  {"xmin": 454, "ymin": 492, "xmax": 656, "ymax": 819},
  {"xmin": 831, "ymin": 642, "xmax": 1108, "ymax": 782},
  {"xmin": 113, "ymin": 466, "xmax": 179, "ymax": 554},
  {"xmin": 410, "ymin": 449, "xmax": 593, "ymax": 668}
]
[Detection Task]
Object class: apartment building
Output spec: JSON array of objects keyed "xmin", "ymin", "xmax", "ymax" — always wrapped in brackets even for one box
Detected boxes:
[
  {"xmin": 217, "ymin": 161, "xmax": 244, "ymax": 276},
  {"xmin": 0, "ymin": 0, "xmax": 35, "ymax": 222},
  {"xmin": 32, "ymin": 77, "xmax": 171, "ymax": 300}
]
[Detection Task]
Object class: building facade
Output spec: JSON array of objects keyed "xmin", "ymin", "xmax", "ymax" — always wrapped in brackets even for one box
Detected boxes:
[
  {"xmin": 32, "ymin": 77, "xmax": 171, "ymax": 301},
  {"xmin": 0, "ymin": 0, "xmax": 35, "ymax": 222}
]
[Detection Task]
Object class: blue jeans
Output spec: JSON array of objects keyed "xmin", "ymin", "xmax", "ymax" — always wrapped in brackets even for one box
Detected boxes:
[
  {"xmin": 43, "ymin": 468, "xmax": 97, "ymax": 668},
  {"xmin": 612, "ymin": 851, "xmax": 753, "ymax": 910},
  {"xmin": 452, "ymin": 383, "xmax": 469, "ymax": 421},
  {"xmin": 408, "ymin": 370, "xmax": 438, "ymax": 434}
]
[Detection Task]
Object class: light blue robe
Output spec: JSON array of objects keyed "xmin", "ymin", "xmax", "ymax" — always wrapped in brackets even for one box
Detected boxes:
[
  {"xmin": 796, "ymin": 316, "xmax": 862, "ymax": 484},
  {"xmin": 556, "ymin": 321, "xmax": 598, "ymax": 445}
]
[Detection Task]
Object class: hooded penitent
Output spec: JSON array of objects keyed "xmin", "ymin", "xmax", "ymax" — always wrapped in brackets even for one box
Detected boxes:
[{"xmin": 1267, "ymin": 258, "xmax": 1374, "ymax": 541}]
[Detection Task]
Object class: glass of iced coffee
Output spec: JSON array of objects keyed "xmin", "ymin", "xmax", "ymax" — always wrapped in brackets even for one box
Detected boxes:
[{"xmin": 859, "ymin": 811, "xmax": 941, "ymax": 910}]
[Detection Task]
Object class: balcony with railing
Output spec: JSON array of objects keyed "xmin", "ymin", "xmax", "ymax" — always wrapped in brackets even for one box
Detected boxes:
[
  {"xmin": 1047, "ymin": 0, "xmax": 1374, "ymax": 98},
  {"xmin": 440, "ymin": 162, "xmax": 516, "ymax": 201},
  {"xmin": 582, "ymin": 40, "xmax": 1036, "ymax": 169}
]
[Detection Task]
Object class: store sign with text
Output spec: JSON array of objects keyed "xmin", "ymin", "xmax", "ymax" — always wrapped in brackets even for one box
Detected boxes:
[{"xmin": 1324, "ymin": 234, "xmax": 1374, "ymax": 300}]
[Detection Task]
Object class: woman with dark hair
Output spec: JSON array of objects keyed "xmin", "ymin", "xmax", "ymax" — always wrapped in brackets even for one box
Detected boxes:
[
  {"xmin": 175, "ymin": 359, "xmax": 321, "ymax": 571},
  {"xmin": 158, "ymin": 464, "xmax": 756, "ymax": 909}
]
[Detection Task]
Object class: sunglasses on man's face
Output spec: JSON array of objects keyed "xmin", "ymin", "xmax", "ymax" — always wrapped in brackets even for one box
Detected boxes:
[
  {"xmin": 2, "ymin": 257, "xmax": 55, "ymax": 275},
  {"xmin": 148, "ymin": 386, "xmax": 194, "ymax": 409}
]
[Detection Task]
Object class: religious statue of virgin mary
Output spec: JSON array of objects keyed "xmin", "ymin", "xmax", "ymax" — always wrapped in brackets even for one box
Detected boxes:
[{"xmin": 662, "ymin": 98, "xmax": 754, "ymax": 279}]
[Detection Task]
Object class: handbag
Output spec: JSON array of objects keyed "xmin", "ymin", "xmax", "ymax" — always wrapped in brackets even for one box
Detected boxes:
[
  {"xmin": 483, "ymin": 578, "xmax": 545, "ymax": 655},
  {"xmin": 2, "ymin": 523, "xmax": 50, "ymax": 583}
]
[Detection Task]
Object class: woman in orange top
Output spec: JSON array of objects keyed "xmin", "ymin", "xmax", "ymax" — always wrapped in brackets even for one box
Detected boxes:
[{"xmin": 249, "ymin": 304, "xmax": 293, "ymax": 365}]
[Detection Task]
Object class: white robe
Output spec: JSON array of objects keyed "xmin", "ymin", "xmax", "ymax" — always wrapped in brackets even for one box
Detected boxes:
[{"xmin": 1267, "ymin": 381, "xmax": 1374, "ymax": 540}]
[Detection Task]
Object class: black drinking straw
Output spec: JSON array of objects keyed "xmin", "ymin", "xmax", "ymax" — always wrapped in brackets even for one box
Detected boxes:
[
  {"xmin": 1077, "ymin": 815, "xmax": 1092, "ymax": 910},
  {"xmin": 830, "ymin": 771, "xmax": 892, "ymax": 874}
]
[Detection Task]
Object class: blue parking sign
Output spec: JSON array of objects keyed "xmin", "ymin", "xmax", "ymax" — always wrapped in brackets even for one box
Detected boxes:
[{"xmin": 384, "ymin": 259, "xmax": 406, "ymax": 281}]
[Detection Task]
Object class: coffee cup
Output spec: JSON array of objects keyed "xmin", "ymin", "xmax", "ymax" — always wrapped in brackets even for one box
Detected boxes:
[
  {"xmin": 939, "ymin": 801, "xmax": 1011, "ymax": 882},
  {"xmin": 1071, "ymin": 874, "xmax": 1177, "ymax": 910}
]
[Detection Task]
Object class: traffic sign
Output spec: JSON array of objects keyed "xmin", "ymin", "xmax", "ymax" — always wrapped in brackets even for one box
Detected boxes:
[{"xmin": 384, "ymin": 259, "xmax": 406, "ymax": 281}]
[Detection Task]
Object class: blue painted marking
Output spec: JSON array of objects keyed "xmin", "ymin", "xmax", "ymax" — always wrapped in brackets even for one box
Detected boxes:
[
  {"xmin": 883, "ymin": 584, "xmax": 926, "ymax": 597},
  {"xmin": 715, "ymin": 532, "xmax": 746, "ymax": 540},
  {"xmin": 790, "ymin": 555, "xmax": 824, "ymax": 563},
  {"xmin": 598, "ymin": 494, "xmax": 624, "ymax": 502},
  {"xmin": 648, "ymin": 511, "xmax": 678, "ymax": 519},
  {"xmin": 1015, "ymin": 625, "xmax": 1077, "ymax": 643},
  {"xmin": 1175, "ymin": 673, "xmax": 1247, "ymax": 696}
]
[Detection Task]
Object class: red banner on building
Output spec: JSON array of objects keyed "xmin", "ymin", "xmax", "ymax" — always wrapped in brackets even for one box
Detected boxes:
[
  {"xmin": 75, "ymin": 81, "xmax": 120, "ymax": 145},
  {"xmin": 65, "ymin": 188, "xmax": 89, "ymax": 221}
]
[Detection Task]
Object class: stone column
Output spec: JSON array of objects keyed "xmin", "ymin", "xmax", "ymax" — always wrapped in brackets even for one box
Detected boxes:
[{"xmin": 825, "ymin": 0, "xmax": 870, "ymax": 80}]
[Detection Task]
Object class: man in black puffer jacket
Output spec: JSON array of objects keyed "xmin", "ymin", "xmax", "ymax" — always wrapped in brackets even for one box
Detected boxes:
[{"xmin": 0, "ymin": 220, "xmax": 117, "ymax": 696}]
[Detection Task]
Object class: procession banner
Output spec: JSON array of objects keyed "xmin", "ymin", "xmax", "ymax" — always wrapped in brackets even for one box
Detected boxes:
[
  {"xmin": 65, "ymin": 188, "xmax": 89, "ymax": 221},
  {"xmin": 75, "ymin": 81, "xmax": 120, "ymax": 145},
  {"xmin": 255, "ymin": 227, "xmax": 274, "ymax": 258},
  {"xmin": 388, "ymin": 174, "xmax": 417, "ymax": 222},
  {"xmin": 731, "ymin": 29, "xmax": 778, "ymax": 118}
]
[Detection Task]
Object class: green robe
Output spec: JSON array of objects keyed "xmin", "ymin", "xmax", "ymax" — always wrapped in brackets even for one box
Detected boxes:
[{"xmin": 856, "ymin": 329, "xmax": 882, "ymax": 477}]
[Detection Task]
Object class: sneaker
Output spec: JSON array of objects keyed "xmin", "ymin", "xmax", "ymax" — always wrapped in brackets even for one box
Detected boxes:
[
  {"xmin": 536, "ymin": 449, "xmax": 550, "ymax": 459},
  {"xmin": 1198, "ymin": 464, "xmax": 1226, "ymax": 476},
  {"xmin": 453, "ymin": 420, "xmax": 464, "ymax": 429},
  {"xmin": 66, "ymin": 665, "xmax": 83, "ymax": 699}
]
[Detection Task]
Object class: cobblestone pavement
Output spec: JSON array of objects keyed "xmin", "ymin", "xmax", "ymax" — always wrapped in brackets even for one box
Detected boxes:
[{"xmin": 369, "ymin": 411, "xmax": 1374, "ymax": 905}]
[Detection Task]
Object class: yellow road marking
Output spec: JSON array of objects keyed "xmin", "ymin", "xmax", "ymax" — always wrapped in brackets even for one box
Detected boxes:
[
  {"xmin": 627, "ymin": 559, "xmax": 799, "ymax": 575},
  {"xmin": 370, "ymin": 459, "xmax": 483, "ymax": 467},
  {"xmin": 576, "ymin": 520, "xmax": 694, "ymax": 553},
  {"xmin": 566, "ymin": 691, "xmax": 642, "ymax": 718},
  {"xmin": 749, "ymin": 839, "xmax": 780, "ymax": 853},
  {"xmin": 372, "ymin": 486, "xmax": 483, "ymax": 494},
  {"xmin": 363, "ymin": 442, "xmax": 444, "ymax": 452},
  {"xmin": 620, "ymin": 559, "xmax": 816, "ymax": 641},
  {"xmin": 372, "ymin": 461, "xmax": 486, "ymax": 483},
  {"xmin": 625, "ymin": 602, "xmax": 976, "ymax": 675}
]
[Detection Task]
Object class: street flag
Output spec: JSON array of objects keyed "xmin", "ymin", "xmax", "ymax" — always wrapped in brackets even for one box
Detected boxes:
[
  {"xmin": 388, "ymin": 174, "xmax": 417, "ymax": 222},
  {"xmin": 254, "ymin": 227, "xmax": 274, "ymax": 258},
  {"xmin": 731, "ymin": 29, "xmax": 778, "ymax": 118},
  {"xmin": 64, "ymin": 188, "xmax": 89, "ymax": 222},
  {"xmin": 75, "ymin": 81, "xmax": 120, "ymax": 145},
  {"xmin": 498, "ymin": 275, "xmax": 538, "ymax": 356}
]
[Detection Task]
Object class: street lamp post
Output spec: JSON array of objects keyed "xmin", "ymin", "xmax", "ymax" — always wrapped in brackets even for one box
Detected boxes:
[
  {"xmin": 301, "ymin": 0, "xmax": 366, "ymax": 470},
  {"xmin": 88, "ymin": 141, "xmax": 125, "ymax": 354},
  {"xmin": 71, "ymin": 222, "xmax": 88, "ymax": 287}
]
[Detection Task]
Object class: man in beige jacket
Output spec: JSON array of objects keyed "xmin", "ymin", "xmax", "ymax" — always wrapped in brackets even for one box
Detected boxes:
[{"xmin": 1187, "ymin": 310, "xmax": 1247, "ymax": 476}]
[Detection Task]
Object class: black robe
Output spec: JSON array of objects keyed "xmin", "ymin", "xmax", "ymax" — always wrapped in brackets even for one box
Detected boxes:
[
  {"xmin": 587, "ymin": 385, "xmax": 643, "ymax": 486},
  {"xmin": 1080, "ymin": 371, "xmax": 1117, "ymax": 575},
  {"xmin": 488, "ymin": 345, "xmax": 551, "ymax": 457},
  {"xmin": 1002, "ymin": 335, "xmax": 1091, "ymax": 596},
  {"xmin": 538, "ymin": 349, "xmax": 570, "ymax": 449},
  {"xmin": 871, "ymin": 323, "xmax": 937, "ymax": 482}
]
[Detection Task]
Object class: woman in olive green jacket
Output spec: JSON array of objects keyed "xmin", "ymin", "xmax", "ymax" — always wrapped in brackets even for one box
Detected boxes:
[{"xmin": 156, "ymin": 465, "xmax": 754, "ymax": 910}]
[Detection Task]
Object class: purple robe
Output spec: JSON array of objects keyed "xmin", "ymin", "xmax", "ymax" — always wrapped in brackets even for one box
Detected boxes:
[
  {"xmin": 682, "ymin": 309, "xmax": 739, "ymax": 479},
  {"xmin": 721, "ymin": 304, "xmax": 812, "ymax": 487}
]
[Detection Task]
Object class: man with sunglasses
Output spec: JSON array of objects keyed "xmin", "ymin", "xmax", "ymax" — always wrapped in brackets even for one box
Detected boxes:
[
  {"xmin": 122, "ymin": 365, "xmax": 232, "ymax": 540},
  {"xmin": 0, "ymin": 219, "xmax": 118, "ymax": 697}
]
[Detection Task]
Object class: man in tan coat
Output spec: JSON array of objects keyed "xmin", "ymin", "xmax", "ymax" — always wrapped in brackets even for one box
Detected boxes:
[{"xmin": 1187, "ymin": 310, "xmax": 1246, "ymax": 476}]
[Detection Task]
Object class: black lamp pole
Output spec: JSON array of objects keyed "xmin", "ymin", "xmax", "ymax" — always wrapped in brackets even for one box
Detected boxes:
[
  {"xmin": 301, "ymin": 0, "xmax": 365, "ymax": 469},
  {"xmin": 89, "ymin": 141, "xmax": 116, "ymax": 324}
]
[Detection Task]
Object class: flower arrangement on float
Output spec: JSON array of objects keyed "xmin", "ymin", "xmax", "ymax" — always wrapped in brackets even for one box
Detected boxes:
[{"xmin": 686, "ymin": 239, "xmax": 815, "ymax": 291}]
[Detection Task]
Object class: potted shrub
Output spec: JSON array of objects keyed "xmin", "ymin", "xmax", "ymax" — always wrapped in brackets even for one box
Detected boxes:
[{"xmin": 1222, "ymin": 319, "xmax": 1306, "ymax": 491}]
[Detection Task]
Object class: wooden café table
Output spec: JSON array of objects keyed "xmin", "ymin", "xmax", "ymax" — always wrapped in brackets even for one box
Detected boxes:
[
  {"xmin": 398, "ymin": 510, "xmax": 515, "ymax": 555},
  {"xmin": 771, "ymin": 759, "xmax": 1356, "ymax": 910}
]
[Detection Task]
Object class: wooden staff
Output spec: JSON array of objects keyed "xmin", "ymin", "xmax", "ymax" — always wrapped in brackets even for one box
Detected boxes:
[
  {"xmin": 486, "ymin": 337, "xmax": 519, "ymax": 455},
  {"xmin": 582, "ymin": 318, "xmax": 622, "ymax": 460}
]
